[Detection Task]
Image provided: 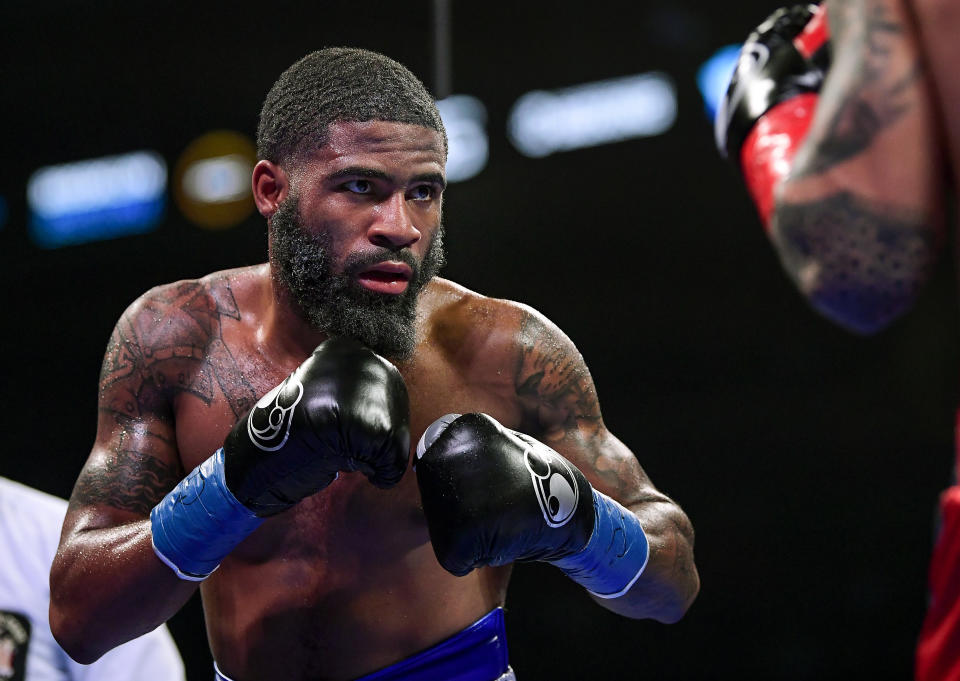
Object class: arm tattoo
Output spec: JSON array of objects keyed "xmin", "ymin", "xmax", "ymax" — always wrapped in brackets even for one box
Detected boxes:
[
  {"xmin": 772, "ymin": 191, "xmax": 937, "ymax": 330},
  {"xmin": 206, "ymin": 278, "xmax": 257, "ymax": 417},
  {"xmin": 794, "ymin": 0, "xmax": 920, "ymax": 177},
  {"xmin": 86, "ymin": 275, "xmax": 256, "ymax": 514},
  {"xmin": 513, "ymin": 313, "xmax": 649, "ymax": 499},
  {"xmin": 71, "ymin": 448, "xmax": 184, "ymax": 515},
  {"xmin": 99, "ymin": 276, "xmax": 256, "ymax": 420},
  {"xmin": 514, "ymin": 312, "xmax": 602, "ymax": 441}
]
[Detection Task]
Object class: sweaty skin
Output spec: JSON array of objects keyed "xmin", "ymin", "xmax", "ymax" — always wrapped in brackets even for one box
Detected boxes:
[{"xmin": 50, "ymin": 122, "xmax": 697, "ymax": 681}]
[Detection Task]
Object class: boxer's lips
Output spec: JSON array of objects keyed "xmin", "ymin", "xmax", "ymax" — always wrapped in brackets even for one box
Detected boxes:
[{"xmin": 355, "ymin": 262, "xmax": 413, "ymax": 295}]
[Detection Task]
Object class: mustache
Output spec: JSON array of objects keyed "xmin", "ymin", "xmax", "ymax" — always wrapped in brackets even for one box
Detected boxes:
[{"xmin": 341, "ymin": 247, "xmax": 422, "ymax": 281}]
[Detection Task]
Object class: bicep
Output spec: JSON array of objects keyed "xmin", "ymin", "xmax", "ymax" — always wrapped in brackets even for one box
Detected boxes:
[
  {"xmin": 771, "ymin": 0, "xmax": 946, "ymax": 332},
  {"xmin": 512, "ymin": 308, "xmax": 660, "ymax": 505},
  {"xmin": 65, "ymin": 317, "xmax": 184, "ymax": 534}
]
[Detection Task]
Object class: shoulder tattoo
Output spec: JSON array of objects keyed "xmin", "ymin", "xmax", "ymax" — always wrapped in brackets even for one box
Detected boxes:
[
  {"xmin": 99, "ymin": 276, "xmax": 257, "ymax": 422},
  {"xmin": 514, "ymin": 311, "xmax": 602, "ymax": 440}
]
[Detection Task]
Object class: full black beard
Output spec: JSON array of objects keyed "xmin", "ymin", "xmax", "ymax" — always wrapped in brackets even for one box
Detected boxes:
[{"xmin": 270, "ymin": 196, "xmax": 446, "ymax": 360}]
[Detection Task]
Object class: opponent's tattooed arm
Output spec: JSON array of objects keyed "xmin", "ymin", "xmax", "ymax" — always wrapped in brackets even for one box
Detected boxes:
[
  {"xmin": 513, "ymin": 307, "xmax": 698, "ymax": 621},
  {"xmin": 790, "ymin": 0, "xmax": 919, "ymax": 176},
  {"xmin": 769, "ymin": 0, "xmax": 945, "ymax": 333}
]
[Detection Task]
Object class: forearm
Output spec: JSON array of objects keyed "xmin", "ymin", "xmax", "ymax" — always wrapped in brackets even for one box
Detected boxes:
[
  {"xmin": 770, "ymin": 0, "xmax": 944, "ymax": 332},
  {"xmin": 50, "ymin": 519, "xmax": 198, "ymax": 663},
  {"xmin": 769, "ymin": 192, "xmax": 939, "ymax": 333},
  {"xmin": 588, "ymin": 496, "xmax": 698, "ymax": 623}
]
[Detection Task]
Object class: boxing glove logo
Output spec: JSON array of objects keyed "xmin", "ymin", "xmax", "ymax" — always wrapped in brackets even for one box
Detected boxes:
[
  {"xmin": 247, "ymin": 375, "xmax": 304, "ymax": 451},
  {"xmin": 524, "ymin": 446, "xmax": 579, "ymax": 528}
]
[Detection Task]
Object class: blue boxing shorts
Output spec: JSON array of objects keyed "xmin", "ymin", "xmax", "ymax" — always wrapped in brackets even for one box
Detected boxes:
[{"xmin": 214, "ymin": 608, "xmax": 514, "ymax": 681}]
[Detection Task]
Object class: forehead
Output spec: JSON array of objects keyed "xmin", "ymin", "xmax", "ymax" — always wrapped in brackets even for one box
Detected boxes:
[{"xmin": 304, "ymin": 120, "xmax": 446, "ymax": 178}]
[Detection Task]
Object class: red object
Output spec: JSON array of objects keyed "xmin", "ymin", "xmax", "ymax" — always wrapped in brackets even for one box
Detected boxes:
[
  {"xmin": 738, "ymin": 4, "xmax": 829, "ymax": 231},
  {"xmin": 739, "ymin": 93, "xmax": 819, "ymax": 230},
  {"xmin": 914, "ymin": 409, "xmax": 960, "ymax": 681},
  {"xmin": 794, "ymin": 4, "xmax": 829, "ymax": 59},
  {"xmin": 916, "ymin": 482, "xmax": 960, "ymax": 681}
]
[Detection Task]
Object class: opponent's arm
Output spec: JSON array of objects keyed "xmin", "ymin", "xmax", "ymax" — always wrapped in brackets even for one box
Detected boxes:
[
  {"xmin": 416, "ymin": 308, "xmax": 698, "ymax": 623},
  {"xmin": 721, "ymin": 1, "xmax": 945, "ymax": 333},
  {"xmin": 770, "ymin": 0, "xmax": 946, "ymax": 334},
  {"xmin": 50, "ymin": 302, "xmax": 199, "ymax": 663}
]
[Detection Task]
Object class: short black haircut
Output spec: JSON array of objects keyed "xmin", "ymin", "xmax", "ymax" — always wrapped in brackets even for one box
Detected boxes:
[{"xmin": 257, "ymin": 47, "xmax": 447, "ymax": 166}]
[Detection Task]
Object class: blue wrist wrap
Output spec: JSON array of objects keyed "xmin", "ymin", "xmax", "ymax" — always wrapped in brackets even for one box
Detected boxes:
[
  {"xmin": 551, "ymin": 489, "xmax": 650, "ymax": 599},
  {"xmin": 150, "ymin": 448, "xmax": 264, "ymax": 581}
]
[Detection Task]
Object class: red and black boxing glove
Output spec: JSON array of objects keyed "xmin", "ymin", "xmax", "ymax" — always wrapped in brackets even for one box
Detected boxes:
[{"xmin": 715, "ymin": 4, "xmax": 830, "ymax": 229}]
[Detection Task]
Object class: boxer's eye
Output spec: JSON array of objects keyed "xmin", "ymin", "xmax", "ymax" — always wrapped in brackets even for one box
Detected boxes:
[
  {"xmin": 344, "ymin": 179, "xmax": 372, "ymax": 194},
  {"xmin": 408, "ymin": 184, "xmax": 434, "ymax": 201}
]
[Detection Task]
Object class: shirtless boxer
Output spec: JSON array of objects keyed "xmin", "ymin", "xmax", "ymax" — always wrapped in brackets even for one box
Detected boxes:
[
  {"xmin": 49, "ymin": 48, "xmax": 699, "ymax": 681},
  {"xmin": 717, "ymin": 2, "xmax": 959, "ymax": 679}
]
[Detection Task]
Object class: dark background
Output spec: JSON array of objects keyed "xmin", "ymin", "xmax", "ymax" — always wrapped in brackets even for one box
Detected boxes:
[{"xmin": 2, "ymin": 1, "xmax": 957, "ymax": 679}]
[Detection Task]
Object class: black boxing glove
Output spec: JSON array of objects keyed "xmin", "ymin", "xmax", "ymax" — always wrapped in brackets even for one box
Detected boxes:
[
  {"xmin": 715, "ymin": 4, "xmax": 830, "ymax": 227},
  {"xmin": 224, "ymin": 335, "xmax": 410, "ymax": 513},
  {"xmin": 416, "ymin": 413, "xmax": 649, "ymax": 598},
  {"xmin": 151, "ymin": 336, "xmax": 410, "ymax": 580}
]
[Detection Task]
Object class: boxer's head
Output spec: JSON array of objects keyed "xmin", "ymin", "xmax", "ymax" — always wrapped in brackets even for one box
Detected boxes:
[
  {"xmin": 257, "ymin": 47, "xmax": 447, "ymax": 167},
  {"xmin": 256, "ymin": 48, "xmax": 448, "ymax": 360}
]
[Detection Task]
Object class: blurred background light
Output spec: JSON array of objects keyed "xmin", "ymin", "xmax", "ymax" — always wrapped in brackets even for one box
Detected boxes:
[
  {"xmin": 507, "ymin": 72, "xmax": 677, "ymax": 158},
  {"xmin": 27, "ymin": 151, "xmax": 167, "ymax": 248},
  {"xmin": 697, "ymin": 43, "xmax": 742, "ymax": 121},
  {"xmin": 182, "ymin": 154, "xmax": 251, "ymax": 204},
  {"xmin": 174, "ymin": 130, "xmax": 257, "ymax": 230},
  {"xmin": 436, "ymin": 95, "xmax": 489, "ymax": 182}
]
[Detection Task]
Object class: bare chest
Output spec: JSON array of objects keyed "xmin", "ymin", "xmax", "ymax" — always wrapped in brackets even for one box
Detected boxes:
[{"xmin": 170, "ymin": 335, "xmax": 520, "ymax": 558}]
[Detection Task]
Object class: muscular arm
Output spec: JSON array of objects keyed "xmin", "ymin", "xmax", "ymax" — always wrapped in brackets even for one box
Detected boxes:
[
  {"xmin": 513, "ymin": 309, "xmax": 698, "ymax": 622},
  {"xmin": 770, "ymin": 0, "xmax": 946, "ymax": 334},
  {"xmin": 50, "ymin": 299, "xmax": 200, "ymax": 663}
]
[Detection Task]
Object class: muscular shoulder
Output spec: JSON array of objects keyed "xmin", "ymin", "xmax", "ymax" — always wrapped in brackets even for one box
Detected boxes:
[
  {"xmin": 421, "ymin": 278, "xmax": 528, "ymax": 356},
  {"xmin": 99, "ymin": 265, "xmax": 265, "ymax": 410},
  {"xmin": 116, "ymin": 266, "xmax": 260, "ymax": 350},
  {"xmin": 422, "ymin": 278, "xmax": 599, "ymax": 438},
  {"xmin": 422, "ymin": 277, "xmax": 581, "ymax": 364}
]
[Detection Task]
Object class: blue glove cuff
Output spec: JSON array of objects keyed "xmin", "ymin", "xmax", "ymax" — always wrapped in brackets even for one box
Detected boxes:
[
  {"xmin": 150, "ymin": 448, "xmax": 264, "ymax": 581},
  {"xmin": 551, "ymin": 489, "xmax": 650, "ymax": 599}
]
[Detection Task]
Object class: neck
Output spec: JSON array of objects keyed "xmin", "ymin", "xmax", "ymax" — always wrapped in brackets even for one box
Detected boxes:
[{"xmin": 258, "ymin": 264, "xmax": 329, "ymax": 360}]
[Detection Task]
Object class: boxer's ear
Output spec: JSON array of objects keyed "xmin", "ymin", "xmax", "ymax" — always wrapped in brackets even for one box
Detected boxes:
[{"xmin": 252, "ymin": 160, "xmax": 289, "ymax": 218}]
